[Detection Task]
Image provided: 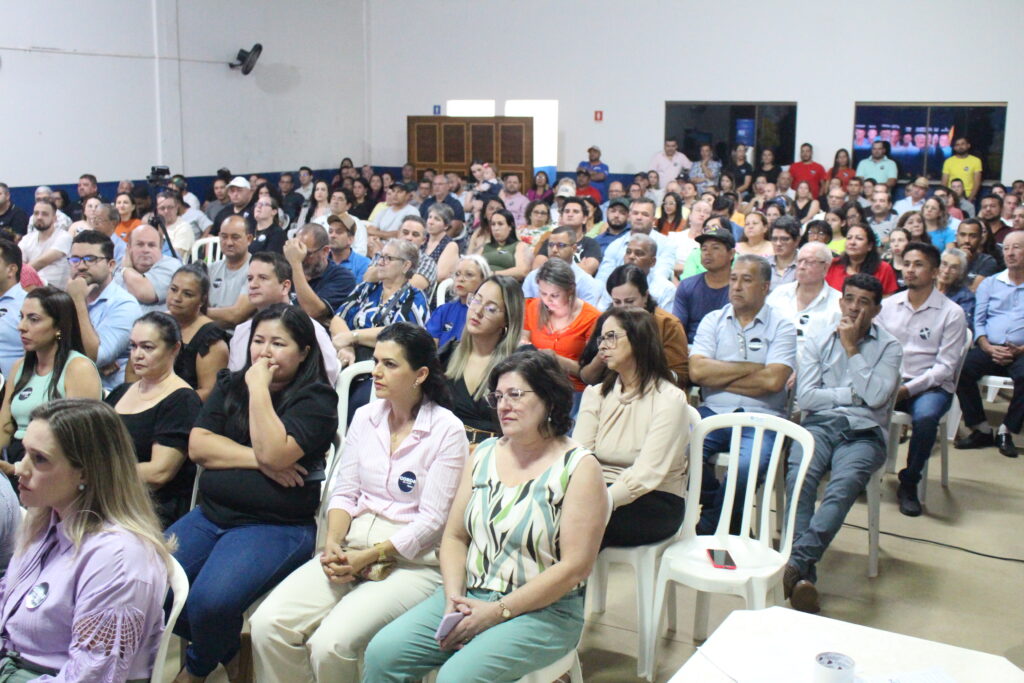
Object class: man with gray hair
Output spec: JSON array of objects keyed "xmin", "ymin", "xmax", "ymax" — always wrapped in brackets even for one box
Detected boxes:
[
  {"xmin": 284, "ymin": 223, "xmax": 356, "ymax": 324},
  {"xmin": 689, "ymin": 254, "xmax": 798, "ymax": 533},
  {"xmin": 767, "ymin": 242, "xmax": 842, "ymax": 349},
  {"xmin": 622, "ymin": 232, "xmax": 675, "ymax": 311}
]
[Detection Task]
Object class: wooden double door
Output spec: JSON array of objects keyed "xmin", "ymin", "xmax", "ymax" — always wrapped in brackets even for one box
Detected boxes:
[{"xmin": 406, "ymin": 116, "xmax": 534, "ymax": 187}]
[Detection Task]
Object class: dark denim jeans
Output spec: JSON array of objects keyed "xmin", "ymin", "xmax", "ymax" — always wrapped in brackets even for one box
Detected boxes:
[
  {"xmin": 896, "ymin": 388, "xmax": 953, "ymax": 486},
  {"xmin": 167, "ymin": 507, "xmax": 315, "ymax": 676}
]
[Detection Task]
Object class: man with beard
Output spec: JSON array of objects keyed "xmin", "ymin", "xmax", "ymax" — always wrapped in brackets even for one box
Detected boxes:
[
  {"xmin": 284, "ymin": 223, "xmax": 355, "ymax": 324},
  {"xmin": 594, "ymin": 197, "xmax": 630, "ymax": 254},
  {"xmin": 21, "ymin": 199, "xmax": 72, "ymax": 288}
]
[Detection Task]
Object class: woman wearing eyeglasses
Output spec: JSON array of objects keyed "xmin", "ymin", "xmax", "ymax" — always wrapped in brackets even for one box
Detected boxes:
[
  {"xmin": 442, "ymin": 275, "xmax": 525, "ymax": 448},
  {"xmin": 332, "ymin": 239, "xmax": 430, "ymax": 418},
  {"xmin": 427, "ymin": 256, "xmax": 492, "ymax": 347},
  {"xmin": 573, "ymin": 307, "xmax": 689, "ymax": 548},
  {"xmin": 250, "ymin": 194, "xmax": 287, "ymax": 256},
  {"xmin": 363, "ymin": 349, "xmax": 607, "ymax": 682},
  {"xmin": 521, "ymin": 259, "xmax": 601, "ymax": 415}
]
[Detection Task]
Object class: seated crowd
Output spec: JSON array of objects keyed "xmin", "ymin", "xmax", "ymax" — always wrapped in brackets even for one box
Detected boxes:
[{"xmin": 0, "ymin": 140, "xmax": 1019, "ymax": 681}]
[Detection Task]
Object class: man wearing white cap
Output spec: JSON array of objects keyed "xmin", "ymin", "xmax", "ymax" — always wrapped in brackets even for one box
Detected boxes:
[
  {"xmin": 578, "ymin": 145, "xmax": 610, "ymax": 201},
  {"xmin": 208, "ymin": 176, "xmax": 256, "ymax": 237}
]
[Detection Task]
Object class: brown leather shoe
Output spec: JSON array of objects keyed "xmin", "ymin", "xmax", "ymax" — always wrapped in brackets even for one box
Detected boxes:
[
  {"xmin": 783, "ymin": 564, "xmax": 801, "ymax": 600},
  {"xmin": 790, "ymin": 579, "xmax": 820, "ymax": 614}
]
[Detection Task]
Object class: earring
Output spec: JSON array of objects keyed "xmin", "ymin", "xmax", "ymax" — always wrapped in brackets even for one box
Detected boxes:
[
  {"xmin": 56, "ymin": 331, "xmax": 62, "ymax": 340},
  {"xmin": 77, "ymin": 483, "xmax": 85, "ymax": 492}
]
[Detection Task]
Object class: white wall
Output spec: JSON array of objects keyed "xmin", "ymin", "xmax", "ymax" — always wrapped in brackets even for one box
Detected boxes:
[
  {"xmin": 365, "ymin": 0, "xmax": 1024, "ymax": 181},
  {"xmin": 0, "ymin": 0, "xmax": 367, "ymax": 187}
]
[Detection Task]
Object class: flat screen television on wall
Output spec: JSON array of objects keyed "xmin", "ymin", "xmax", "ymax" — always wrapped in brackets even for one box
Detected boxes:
[{"xmin": 852, "ymin": 104, "xmax": 1006, "ymax": 181}]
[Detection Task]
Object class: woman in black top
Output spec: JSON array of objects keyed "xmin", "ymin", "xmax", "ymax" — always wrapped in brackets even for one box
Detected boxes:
[
  {"xmin": 756, "ymin": 147, "xmax": 781, "ymax": 185},
  {"xmin": 349, "ymin": 177, "xmax": 375, "ymax": 220},
  {"xmin": 168, "ymin": 304, "xmax": 338, "ymax": 680},
  {"xmin": 441, "ymin": 275, "xmax": 524, "ymax": 446},
  {"xmin": 106, "ymin": 312, "xmax": 201, "ymax": 528},
  {"xmin": 249, "ymin": 195, "xmax": 288, "ymax": 255},
  {"xmin": 167, "ymin": 263, "xmax": 229, "ymax": 401}
]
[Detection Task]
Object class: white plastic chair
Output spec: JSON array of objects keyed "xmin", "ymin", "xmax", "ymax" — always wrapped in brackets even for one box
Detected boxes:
[
  {"xmin": 645, "ymin": 413, "xmax": 815, "ymax": 676},
  {"xmin": 979, "ymin": 375, "xmax": 1014, "ymax": 402},
  {"xmin": 153, "ymin": 557, "xmax": 189, "ymax": 683},
  {"xmin": 586, "ymin": 405, "xmax": 700, "ymax": 680},
  {"xmin": 335, "ymin": 359, "xmax": 375, "ymax": 441},
  {"xmin": 434, "ymin": 278, "xmax": 453, "ymax": 308},
  {"xmin": 885, "ymin": 330, "xmax": 972, "ymax": 503},
  {"xmin": 190, "ymin": 236, "xmax": 221, "ymax": 265}
]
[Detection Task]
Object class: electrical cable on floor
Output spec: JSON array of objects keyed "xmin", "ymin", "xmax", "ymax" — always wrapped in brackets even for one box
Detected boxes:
[{"xmin": 839, "ymin": 521, "xmax": 1024, "ymax": 564}]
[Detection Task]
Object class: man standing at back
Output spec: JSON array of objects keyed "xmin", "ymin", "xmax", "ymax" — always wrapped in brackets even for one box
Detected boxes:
[
  {"xmin": 856, "ymin": 141, "xmax": 898, "ymax": 191},
  {"xmin": 651, "ymin": 138, "xmax": 692, "ymax": 190},
  {"xmin": 789, "ymin": 143, "xmax": 827, "ymax": 198},
  {"xmin": 941, "ymin": 137, "xmax": 983, "ymax": 204},
  {"xmin": 876, "ymin": 242, "xmax": 968, "ymax": 516},
  {"xmin": 578, "ymin": 145, "xmax": 610, "ymax": 201}
]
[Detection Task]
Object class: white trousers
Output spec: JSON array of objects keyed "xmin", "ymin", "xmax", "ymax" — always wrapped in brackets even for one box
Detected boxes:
[{"xmin": 249, "ymin": 513, "xmax": 441, "ymax": 683}]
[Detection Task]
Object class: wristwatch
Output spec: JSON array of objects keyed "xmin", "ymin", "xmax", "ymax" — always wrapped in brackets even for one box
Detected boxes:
[{"xmin": 497, "ymin": 599, "xmax": 512, "ymax": 620}]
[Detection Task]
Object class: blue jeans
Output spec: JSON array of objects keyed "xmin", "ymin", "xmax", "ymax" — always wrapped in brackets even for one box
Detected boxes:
[
  {"xmin": 167, "ymin": 507, "xmax": 315, "ymax": 676},
  {"xmin": 363, "ymin": 586, "xmax": 585, "ymax": 682},
  {"xmin": 896, "ymin": 389, "xmax": 952, "ymax": 486},
  {"xmin": 697, "ymin": 406, "xmax": 778, "ymax": 534},
  {"xmin": 786, "ymin": 415, "xmax": 886, "ymax": 581}
]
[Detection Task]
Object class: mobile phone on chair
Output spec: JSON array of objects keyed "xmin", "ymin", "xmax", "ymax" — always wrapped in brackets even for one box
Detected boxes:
[{"xmin": 707, "ymin": 548, "xmax": 737, "ymax": 569}]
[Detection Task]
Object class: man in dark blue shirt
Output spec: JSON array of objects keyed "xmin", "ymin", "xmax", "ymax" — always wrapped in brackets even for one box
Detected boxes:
[
  {"xmin": 418, "ymin": 175, "xmax": 466, "ymax": 235},
  {"xmin": 285, "ymin": 223, "xmax": 355, "ymax": 324},
  {"xmin": 673, "ymin": 227, "xmax": 734, "ymax": 342},
  {"xmin": 594, "ymin": 198, "xmax": 631, "ymax": 255}
]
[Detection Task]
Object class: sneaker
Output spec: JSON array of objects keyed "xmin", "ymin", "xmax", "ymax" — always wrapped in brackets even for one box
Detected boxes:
[
  {"xmin": 955, "ymin": 430, "xmax": 996, "ymax": 450},
  {"xmin": 897, "ymin": 481, "xmax": 922, "ymax": 517}
]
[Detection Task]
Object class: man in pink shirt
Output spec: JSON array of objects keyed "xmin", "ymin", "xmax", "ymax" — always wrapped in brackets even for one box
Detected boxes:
[
  {"xmin": 501, "ymin": 172, "xmax": 530, "ymax": 226},
  {"xmin": 650, "ymin": 137, "xmax": 692, "ymax": 189},
  {"xmin": 789, "ymin": 143, "xmax": 828, "ymax": 198}
]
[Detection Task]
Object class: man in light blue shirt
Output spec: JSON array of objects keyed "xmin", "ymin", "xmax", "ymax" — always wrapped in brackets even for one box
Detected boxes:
[
  {"xmin": 67, "ymin": 231, "xmax": 142, "ymax": 391},
  {"xmin": 855, "ymin": 141, "xmax": 898, "ymax": 190},
  {"xmin": 621, "ymin": 233, "xmax": 675, "ymax": 311},
  {"xmin": 0, "ymin": 240, "xmax": 27, "ymax": 380},
  {"xmin": 523, "ymin": 226, "xmax": 608, "ymax": 309},
  {"xmin": 689, "ymin": 254, "xmax": 797, "ymax": 533},
  {"xmin": 596, "ymin": 197, "xmax": 676, "ymax": 283},
  {"xmin": 955, "ymin": 231, "xmax": 1024, "ymax": 457}
]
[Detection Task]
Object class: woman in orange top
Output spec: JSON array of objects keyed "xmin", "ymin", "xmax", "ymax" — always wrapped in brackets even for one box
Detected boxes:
[
  {"xmin": 114, "ymin": 191, "xmax": 142, "ymax": 241},
  {"xmin": 656, "ymin": 192, "xmax": 684, "ymax": 235},
  {"xmin": 521, "ymin": 258, "xmax": 600, "ymax": 415}
]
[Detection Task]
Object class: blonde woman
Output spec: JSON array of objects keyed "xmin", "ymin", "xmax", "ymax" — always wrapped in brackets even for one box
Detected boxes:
[{"xmin": 0, "ymin": 399, "xmax": 175, "ymax": 680}]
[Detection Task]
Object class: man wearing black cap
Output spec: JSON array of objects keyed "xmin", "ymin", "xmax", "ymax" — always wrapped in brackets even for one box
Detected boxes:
[
  {"xmin": 575, "ymin": 168, "xmax": 602, "ymax": 205},
  {"xmin": 368, "ymin": 182, "xmax": 419, "ymax": 241},
  {"xmin": 673, "ymin": 226, "xmax": 734, "ymax": 343},
  {"xmin": 594, "ymin": 197, "xmax": 631, "ymax": 254}
]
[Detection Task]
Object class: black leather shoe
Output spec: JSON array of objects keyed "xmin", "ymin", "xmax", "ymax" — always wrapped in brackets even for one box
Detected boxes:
[
  {"xmin": 783, "ymin": 564, "xmax": 801, "ymax": 600},
  {"xmin": 790, "ymin": 579, "xmax": 820, "ymax": 614},
  {"xmin": 997, "ymin": 432, "xmax": 1019, "ymax": 458},
  {"xmin": 955, "ymin": 430, "xmax": 996, "ymax": 450},
  {"xmin": 897, "ymin": 482, "xmax": 922, "ymax": 517}
]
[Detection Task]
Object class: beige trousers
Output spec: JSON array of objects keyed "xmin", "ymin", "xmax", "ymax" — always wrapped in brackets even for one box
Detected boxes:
[{"xmin": 249, "ymin": 513, "xmax": 441, "ymax": 683}]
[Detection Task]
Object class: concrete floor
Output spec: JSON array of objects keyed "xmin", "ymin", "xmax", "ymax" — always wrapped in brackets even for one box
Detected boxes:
[{"xmin": 162, "ymin": 402, "xmax": 1024, "ymax": 682}]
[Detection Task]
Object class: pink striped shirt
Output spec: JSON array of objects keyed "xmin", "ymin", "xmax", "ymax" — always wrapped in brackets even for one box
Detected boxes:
[{"xmin": 328, "ymin": 398, "xmax": 469, "ymax": 559}]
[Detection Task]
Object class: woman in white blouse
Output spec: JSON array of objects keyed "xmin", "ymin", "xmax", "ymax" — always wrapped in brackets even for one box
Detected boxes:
[
  {"xmin": 249, "ymin": 322, "xmax": 469, "ymax": 682},
  {"xmin": 573, "ymin": 306, "xmax": 690, "ymax": 548}
]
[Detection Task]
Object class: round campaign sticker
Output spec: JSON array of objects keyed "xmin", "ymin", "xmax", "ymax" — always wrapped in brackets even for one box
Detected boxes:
[
  {"xmin": 26, "ymin": 582, "xmax": 49, "ymax": 609},
  {"xmin": 918, "ymin": 327, "xmax": 931, "ymax": 340},
  {"xmin": 257, "ymin": 234, "xmax": 267, "ymax": 242},
  {"xmin": 747, "ymin": 338, "xmax": 764, "ymax": 353},
  {"xmin": 799, "ymin": 314, "xmax": 810, "ymax": 326},
  {"xmin": 18, "ymin": 387, "xmax": 33, "ymax": 401},
  {"xmin": 213, "ymin": 277, "xmax": 224, "ymax": 289},
  {"xmin": 398, "ymin": 471, "xmax": 417, "ymax": 493}
]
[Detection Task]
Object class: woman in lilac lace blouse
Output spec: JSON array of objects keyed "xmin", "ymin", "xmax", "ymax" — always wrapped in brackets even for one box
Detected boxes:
[{"xmin": 0, "ymin": 399, "xmax": 173, "ymax": 682}]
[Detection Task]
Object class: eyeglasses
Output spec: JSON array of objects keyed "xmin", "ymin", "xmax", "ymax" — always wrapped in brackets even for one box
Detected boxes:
[
  {"xmin": 548, "ymin": 241, "xmax": 573, "ymax": 250},
  {"xmin": 67, "ymin": 255, "xmax": 103, "ymax": 266},
  {"xmin": 467, "ymin": 295, "xmax": 503, "ymax": 317},
  {"xmin": 373, "ymin": 254, "xmax": 404, "ymax": 264},
  {"xmin": 484, "ymin": 388, "xmax": 535, "ymax": 408},
  {"xmin": 796, "ymin": 257, "xmax": 829, "ymax": 266},
  {"xmin": 597, "ymin": 331, "xmax": 625, "ymax": 348}
]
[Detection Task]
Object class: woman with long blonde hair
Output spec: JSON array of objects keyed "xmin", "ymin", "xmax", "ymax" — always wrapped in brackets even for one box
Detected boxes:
[{"xmin": 1, "ymin": 398, "xmax": 175, "ymax": 680}]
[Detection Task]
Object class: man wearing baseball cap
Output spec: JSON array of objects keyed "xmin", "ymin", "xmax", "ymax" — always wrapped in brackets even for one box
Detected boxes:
[
  {"xmin": 209, "ymin": 176, "xmax": 256, "ymax": 237},
  {"xmin": 578, "ymin": 145, "xmax": 609, "ymax": 201},
  {"xmin": 673, "ymin": 225, "xmax": 735, "ymax": 343},
  {"xmin": 367, "ymin": 181, "xmax": 420, "ymax": 242}
]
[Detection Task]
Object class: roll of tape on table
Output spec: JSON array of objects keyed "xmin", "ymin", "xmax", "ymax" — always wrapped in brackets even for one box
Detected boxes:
[{"xmin": 812, "ymin": 651, "xmax": 855, "ymax": 683}]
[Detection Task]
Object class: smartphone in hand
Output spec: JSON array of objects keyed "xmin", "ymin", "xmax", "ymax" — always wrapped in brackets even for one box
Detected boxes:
[{"xmin": 434, "ymin": 611, "xmax": 465, "ymax": 642}]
